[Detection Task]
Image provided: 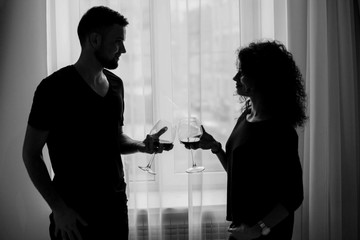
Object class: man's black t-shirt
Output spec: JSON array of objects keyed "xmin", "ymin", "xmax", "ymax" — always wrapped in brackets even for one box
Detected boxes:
[
  {"xmin": 28, "ymin": 65, "xmax": 126, "ymax": 212},
  {"xmin": 225, "ymin": 110, "xmax": 303, "ymax": 239}
]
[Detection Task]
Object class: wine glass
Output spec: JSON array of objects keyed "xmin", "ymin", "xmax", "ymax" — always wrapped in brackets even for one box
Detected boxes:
[
  {"xmin": 177, "ymin": 117, "xmax": 205, "ymax": 173},
  {"xmin": 138, "ymin": 119, "xmax": 175, "ymax": 175}
]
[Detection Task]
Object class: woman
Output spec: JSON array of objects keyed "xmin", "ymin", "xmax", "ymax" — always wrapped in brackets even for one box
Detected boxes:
[{"xmin": 187, "ymin": 40, "xmax": 307, "ymax": 239}]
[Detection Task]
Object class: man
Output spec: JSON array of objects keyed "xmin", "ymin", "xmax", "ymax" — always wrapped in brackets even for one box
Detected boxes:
[{"xmin": 22, "ymin": 6, "xmax": 171, "ymax": 240}]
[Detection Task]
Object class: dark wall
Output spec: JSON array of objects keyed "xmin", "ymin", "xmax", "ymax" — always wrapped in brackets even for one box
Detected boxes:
[{"xmin": 0, "ymin": 0, "xmax": 49, "ymax": 239}]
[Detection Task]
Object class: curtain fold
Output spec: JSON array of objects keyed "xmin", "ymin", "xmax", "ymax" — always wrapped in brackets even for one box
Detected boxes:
[
  {"xmin": 288, "ymin": 0, "xmax": 360, "ymax": 239},
  {"xmin": 352, "ymin": 0, "xmax": 360, "ymax": 238}
]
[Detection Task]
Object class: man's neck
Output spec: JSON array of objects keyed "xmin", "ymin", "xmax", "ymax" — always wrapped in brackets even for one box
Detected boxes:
[
  {"xmin": 74, "ymin": 55, "xmax": 109, "ymax": 97},
  {"xmin": 74, "ymin": 55, "xmax": 105, "ymax": 85}
]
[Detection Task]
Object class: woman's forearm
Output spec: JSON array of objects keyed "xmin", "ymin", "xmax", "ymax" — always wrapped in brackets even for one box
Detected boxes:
[
  {"xmin": 237, "ymin": 203, "xmax": 290, "ymax": 238},
  {"xmin": 211, "ymin": 142, "xmax": 227, "ymax": 171},
  {"xmin": 261, "ymin": 203, "xmax": 289, "ymax": 228},
  {"xmin": 214, "ymin": 150, "xmax": 227, "ymax": 171}
]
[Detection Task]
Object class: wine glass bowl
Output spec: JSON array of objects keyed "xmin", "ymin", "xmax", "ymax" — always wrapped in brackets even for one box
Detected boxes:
[
  {"xmin": 177, "ymin": 117, "xmax": 205, "ymax": 173},
  {"xmin": 138, "ymin": 119, "xmax": 175, "ymax": 175}
]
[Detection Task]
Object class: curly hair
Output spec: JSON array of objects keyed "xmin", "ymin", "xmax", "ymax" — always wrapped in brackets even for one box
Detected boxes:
[{"xmin": 237, "ymin": 40, "xmax": 308, "ymax": 128}]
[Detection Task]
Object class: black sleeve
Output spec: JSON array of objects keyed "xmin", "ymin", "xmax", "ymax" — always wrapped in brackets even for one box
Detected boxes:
[
  {"xmin": 274, "ymin": 127, "xmax": 304, "ymax": 212},
  {"xmin": 119, "ymin": 78, "xmax": 125, "ymax": 127},
  {"xmin": 28, "ymin": 79, "xmax": 54, "ymax": 130}
]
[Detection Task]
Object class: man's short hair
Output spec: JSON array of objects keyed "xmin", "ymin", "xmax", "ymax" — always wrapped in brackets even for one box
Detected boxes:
[{"xmin": 77, "ymin": 6, "xmax": 129, "ymax": 46}]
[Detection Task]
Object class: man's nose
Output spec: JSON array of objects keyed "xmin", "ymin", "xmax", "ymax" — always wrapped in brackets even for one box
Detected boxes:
[{"xmin": 121, "ymin": 43, "xmax": 126, "ymax": 54}]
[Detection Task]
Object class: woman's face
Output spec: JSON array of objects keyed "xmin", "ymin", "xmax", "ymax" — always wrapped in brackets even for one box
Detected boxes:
[{"xmin": 233, "ymin": 71, "xmax": 252, "ymax": 97}]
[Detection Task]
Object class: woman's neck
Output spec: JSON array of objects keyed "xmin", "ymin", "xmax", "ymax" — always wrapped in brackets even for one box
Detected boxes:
[{"xmin": 247, "ymin": 97, "xmax": 273, "ymax": 122}]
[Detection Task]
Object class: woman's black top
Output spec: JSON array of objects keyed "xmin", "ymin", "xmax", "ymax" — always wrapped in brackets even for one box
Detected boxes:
[{"xmin": 225, "ymin": 110, "xmax": 303, "ymax": 239}]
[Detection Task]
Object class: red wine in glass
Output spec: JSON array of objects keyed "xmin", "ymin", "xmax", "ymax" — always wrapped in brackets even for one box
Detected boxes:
[
  {"xmin": 178, "ymin": 118, "xmax": 205, "ymax": 173},
  {"xmin": 138, "ymin": 120, "xmax": 175, "ymax": 175}
]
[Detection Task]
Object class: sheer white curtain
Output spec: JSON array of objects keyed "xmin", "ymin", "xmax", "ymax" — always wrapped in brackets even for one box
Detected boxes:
[{"xmin": 288, "ymin": 0, "xmax": 360, "ymax": 240}]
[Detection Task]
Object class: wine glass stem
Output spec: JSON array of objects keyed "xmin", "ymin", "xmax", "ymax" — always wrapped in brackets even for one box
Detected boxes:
[
  {"xmin": 190, "ymin": 149, "xmax": 197, "ymax": 167},
  {"xmin": 147, "ymin": 153, "xmax": 156, "ymax": 168}
]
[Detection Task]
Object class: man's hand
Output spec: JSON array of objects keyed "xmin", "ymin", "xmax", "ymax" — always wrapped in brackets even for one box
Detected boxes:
[
  {"xmin": 53, "ymin": 206, "xmax": 88, "ymax": 240},
  {"xmin": 141, "ymin": 126, "xmax": 173, "ymax": 154}
]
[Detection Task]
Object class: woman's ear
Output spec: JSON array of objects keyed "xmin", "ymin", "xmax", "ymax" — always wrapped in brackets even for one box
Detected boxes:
[
  {"xmin": 89, "ymin": 32, "xmax": 102, "ymax": 49},
  {"xmin": 242, "ymin": 77, "xmax": 253, "ymax": 95},
  {"xmin": 245, "ymin": 86, "xmax": 252, "ymax": 94}
]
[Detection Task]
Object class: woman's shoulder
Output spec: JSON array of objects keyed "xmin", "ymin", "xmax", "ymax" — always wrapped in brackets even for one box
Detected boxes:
[
  {"xmin": 238, "ymin": 107, "xmax": 251, "ymax": 122},
  {"xmin": 269, "ymin": 120, "xmax": 299, "ymax": 147}
]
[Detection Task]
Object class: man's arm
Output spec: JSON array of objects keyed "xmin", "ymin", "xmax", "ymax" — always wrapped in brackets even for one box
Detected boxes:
[
  {"xmin": 22, "ymin": 125, "xmax": 66, "ymax": 212},
  {"xmin": 118, "ymin": 130, "xmax": 146, "ymax": 154},
  {"xmin": 118, "ymin": 125, "xmax": 171, "ymax": 154},
  {"xmin": 22, "ymin": 125, "xmax": 86, "ymax": 239}
]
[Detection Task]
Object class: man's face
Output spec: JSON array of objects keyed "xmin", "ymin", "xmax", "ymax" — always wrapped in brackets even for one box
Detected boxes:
[{"xmin": 94, "ymin": 24, "xmax": 126, "ymax": 69}]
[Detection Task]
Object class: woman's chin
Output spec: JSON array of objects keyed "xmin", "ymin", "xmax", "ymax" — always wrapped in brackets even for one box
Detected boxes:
[{"xmin": 236, "ymin": 89, "xmax": 249, "ymax": 97}]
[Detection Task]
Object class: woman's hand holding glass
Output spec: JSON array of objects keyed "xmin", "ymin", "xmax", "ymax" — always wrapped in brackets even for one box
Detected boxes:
[
  {"xmin": 178, "ymin": 117, "xmax": 210, "ymax": 173},
  {"xmin": 183, "ymin": 125, "xmax": 221, "ymax": 153}
]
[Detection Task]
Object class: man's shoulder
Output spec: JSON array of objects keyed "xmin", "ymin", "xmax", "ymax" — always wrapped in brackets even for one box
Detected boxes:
[
  {"xmin": 104, "ymin": 69, "xmax": 123, "ymax": 89},
  {"xmin": 39, "ymin": 65, "xmax": 74, "ymax": 88},
  {"xmin": 103, "ymin": 69, "xmax": 121, "ymax": 81},
  {"xmin": 46, "ymin": 65, "xmax": 74, "ymax": 80}
]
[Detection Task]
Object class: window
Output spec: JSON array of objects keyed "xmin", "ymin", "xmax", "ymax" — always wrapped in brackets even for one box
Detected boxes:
[{"xmin": 106, "ymin": 0, "xmax": 288, "ymax": 210}]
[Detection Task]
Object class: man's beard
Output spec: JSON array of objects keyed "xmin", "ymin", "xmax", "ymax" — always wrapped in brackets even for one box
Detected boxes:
[{"xmin": 94, "ymin": 49, "xmax": 119, "ymax": 70}]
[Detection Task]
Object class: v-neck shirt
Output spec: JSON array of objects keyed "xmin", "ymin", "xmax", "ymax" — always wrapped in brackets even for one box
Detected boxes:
[{"xmin": 28, "ymin": 65, "xmax": 126, "ymax": 207}]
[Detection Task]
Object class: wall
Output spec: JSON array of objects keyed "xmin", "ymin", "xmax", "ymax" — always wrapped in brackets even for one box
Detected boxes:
[{"xmin": 0, "ymin": 0, "xmax": 49, "ymax": 239}]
